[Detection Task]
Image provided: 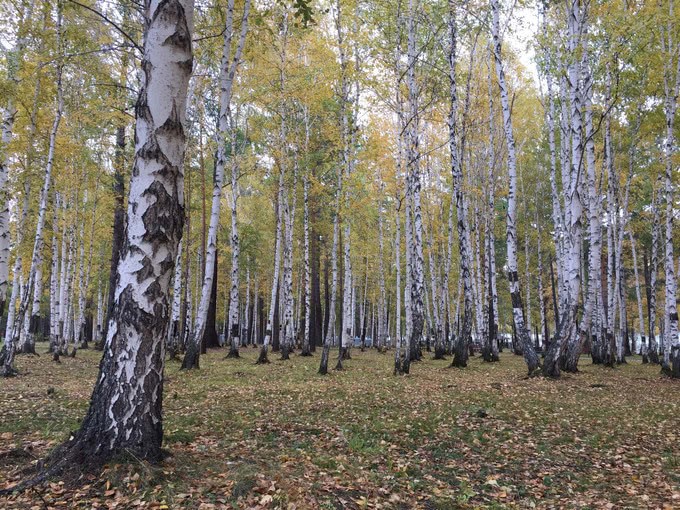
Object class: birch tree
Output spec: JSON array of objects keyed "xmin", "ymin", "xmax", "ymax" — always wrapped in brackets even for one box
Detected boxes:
[
  {"xmin": 1, "ymin": 6, "xmax": 63, "ymax": 372},
  {"xmin": 17, "ymin": 0, "xmax": 194, "ymax": 481},
  {"xmin": 447, "ymin": 0, "xmax": 474, "ymax": 368},
  {"xmin": 491, "ymin": 0, "xmax": 540, "ymax": 375},
  {"xmin": 406, "ymin": 0, "xmax": 425, "ymax": 365},
  {"xmin": 301, "ymin": 116, "xmax": 313, "ymax": 356},
  {"xmin": 660, "ymin": 0, "xmax": 680, "ymax": 377},
  {"xmin": 0, "ymin": 1, "xmax": 35, "ymax": 320},
  {"xmin": 183, "ymin": 0, "xmax": 250, "ymax": 369}
]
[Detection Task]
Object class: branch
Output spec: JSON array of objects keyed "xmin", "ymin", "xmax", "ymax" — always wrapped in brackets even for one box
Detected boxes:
[{"xmin": 67, "ymin": 0, "xmax": 142, "ymax": 53}]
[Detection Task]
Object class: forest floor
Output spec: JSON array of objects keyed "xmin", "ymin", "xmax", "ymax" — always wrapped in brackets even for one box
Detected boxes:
[{"xmin": 0, "ymin": 346, "xmax": 678, "ymax": 509}]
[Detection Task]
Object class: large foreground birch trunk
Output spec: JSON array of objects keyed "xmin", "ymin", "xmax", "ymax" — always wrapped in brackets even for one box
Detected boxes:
[{"xmin": 18, "ymin": 0, "xmax": 194, "ymax": 480}]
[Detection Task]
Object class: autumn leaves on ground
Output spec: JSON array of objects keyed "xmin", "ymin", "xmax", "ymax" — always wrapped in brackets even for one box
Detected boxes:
[{"xmin": 0, "ymin": 349, "xmax": 678, "ymax": 509}]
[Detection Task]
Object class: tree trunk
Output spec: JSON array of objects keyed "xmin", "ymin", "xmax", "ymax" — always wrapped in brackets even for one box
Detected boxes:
[
  {"xmin": 2, "ymin": 25, "xmax": 63, "ymax": 373},
  {"xmin": 301, "ymin": 168, "xmax": 312, "ymax": 356},
  {"xmin": 447, "ymin": 3, "xmax": 474, "ymax": 368},
  {"xmin": 491, "ymin": 0, "xmax": 540, "ymax": 376},
  {"xmin": 544, "ymin": 0, "xmax": 585, "ymax": 377},
  {"xmin": 227, "ymin": 125, "xmax": 242, "ymax": 358},
  {"xmin": 100, "ymin": 122, "xmax": 127, "ymax": 351},
  {"xmin": 661, "ymin": 6, "xmax": 680, "ymax": 376},
  {"xmin": 319, "ymin": 170, "xmax": 341, "ymax": 374},
  {"xmin": 394, "ymin": 199, "xmax": 403, "ymax": 373},
  {"xmin": 183, "ymin": 0, "xmax": 249, "ymax": 369},
  {"xmin": 23, "ymin": 0, "xmax": 194, "ymax": 478},
  {"xmin": 49, "ymin": 193, "xmax": 61, "ymax": 354}
]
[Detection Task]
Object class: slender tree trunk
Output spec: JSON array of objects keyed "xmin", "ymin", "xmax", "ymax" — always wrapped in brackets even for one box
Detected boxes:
[
  {"xmin": 545, "ymin": 0, "xmax": 585, "ymax": 377},
  {"xmin": 580, "ymin": 42, "xmax": 603, "ymax": 364},
  {"xmin": 406, "ymin": 0, "xmax": 424, "ymax": 366},
  {"xmin": 226, "ymin": 127, "xmax": 242, "ymax": 358},
  {"xmin": 2, "ymin": 26, "xmax": 63, "ymax": 373},
  {"xmin": 482, "ymin": 53, "xmax": 499, "ymax": 362},
  {"xmin": 491, "ymin": 0, "xmax": 539, "ymax": 375},
  {"xmin": 0, "ymin": 2, "xmax": 35, "ymax": 322},
  {"xmin": 259, "ymin": 169, "xmax": 284, "ymax": 364},
  {"xmin": 301, "ymin": 168, "xmax": 312, "ymax": 356},
  {"xmin": 660, "ymin": 3, "xmax": 680, "ymax": 376},
  {"xmin": 394, "ymin": 199, "xmax": 403, "ymax": 373},
  {"xmin": 183, "ymin": 0, "xmax": 249, "ymax": 369},
  {"xmin": 281, "ymin": 159, "xmax": 297, "ymax": 361},
  {"xmin": 49, "ymin": 192, "xmax": 61, "ymax": 354},
  {"xmin": 319, "ymin": 169, "xmax": 341, "ymax": 374},
  {"xmin": 447, "ymin": 3, "xmax": 473, "ymax": 368},
  {"xmin": 648, "ymin": 184, "xmax": 661, "ymax": 363}
]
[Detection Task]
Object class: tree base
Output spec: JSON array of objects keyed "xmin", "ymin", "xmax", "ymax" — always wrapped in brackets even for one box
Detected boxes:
[
  {"xmin": 0, "ymin": 427, "xmax": 167, "ymax": 495},
  {"xmin": 432, "ymin": 344, "xmax": 447, "ymax": 360},
  {"xmin": 255, "ymin": 347, "xmax": 270, "ymax": 364},
  {"xmin": 319, "ymin": 346, "xmax": 331, "ymax": 374},
  {"xmin": 449, "ymin": 358, "xmax": 467, "ymax": 368},
  {"xmin": 393, "ymin": 358, "xmax": 402, "ymax": 375},
  {"xmin": 542, "ymin": 357, "xmax": 561, "ymax": 378},
  {"xmin": 526, "ymin": 366, "xmax": 542, "ymax": 378},
  {"xmin": 17, "ymin": 344, "xmax": 38, "ymax": 356},
  {"xmin": 671, "ymin": 347, "xmax": 680, "ymax": 378},
  {"xmin": 180, "ymin": 350, "xmax": 200, "ymax": 370},
  {"xmin": 1, "ymin": 365, "xmax": 18, "ymax": 377},
  {"xmin": 481, "ymin": 351, "xmax": 500, "ymax": 363},
  {"xmin": 225, "ymin": 349, "xmax": 240, "ymax": 359},
  {"xmin": 451, "ymin": 341, "xmax": 469, "ymax": 367}
]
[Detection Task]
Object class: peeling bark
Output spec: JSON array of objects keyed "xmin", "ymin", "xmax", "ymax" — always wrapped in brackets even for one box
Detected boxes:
[{"xmin": 29, "ymin": 0, "xmax": 195, "ymax": 472}]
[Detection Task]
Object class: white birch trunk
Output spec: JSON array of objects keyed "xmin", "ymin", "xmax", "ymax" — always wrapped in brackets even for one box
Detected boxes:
[
  {"xmin": 244, "ymin": 265, "xmax": 250, "ymax": 345},
  {"xmin": 227, "ymin": 124, "xmax": 242, "ymax": 358},
  {"xmin": 484, "ymin": 55, "xmax": 499, "ymax": 359},
  {"xmin": 394, "ymin": 199, "xmax": 403, "ymax": 372},
  {"xmin": 259, "ymin": 168, "xmax": 284, "ymax": 364},
  {"xmin": 184, "ymin": 0, "xmax": 249, "ymax": 369},
  {"xmin": 378, "ymin": 198, "xmax": 387, "ymax": 351},
  {"xmin": 580, "ymin": 43, "xmax": 604, "ymax": 361},
  {"xmin": 49, "ymin": 192, "xmax": 61, "ymax": 352},
  {"xmin": 252, "ymin": 275, "xmax": 259, "ymax": 346},
  {"xmin": 47, "ymin": 0, "xmax": 194, "ymax": 464},
  {"xmin": 319, "ymin": 170, "xmax": 341, "ymax": 374},
  {"xmin": 302, "ymin": 170, "xmax": 312, "ymax": 355},
  {"xmin": 281, "ymin": 158, "xmax": 297, "ymax": 360},
  {"xmin": 629, "ymin": 231, "xmax": 646, "ymax": 357},
  {"xmin": 0, "ymin": 1, "xmax": 35, "ymax": 319},
  {"xmin": 661, "ymin": 1, "xmax": 680, "ymax": 375},
  {"xmin": 168, "ymin": 240, "xmax": 183, "ymax": 356},
  {"xmin": 2, "ymin": 26, "xmax": 63, "ymax": 371},
  {"xmin": 4, "ymin": 188, "xmax": 29, "ymax": 351},
  {"xmin": 491, "ymin": 0, "xmax": 539, "ymax": 374},
  {"xmin": 447, "ymin": 2, "xmax": 474, "ymax": 367}
]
